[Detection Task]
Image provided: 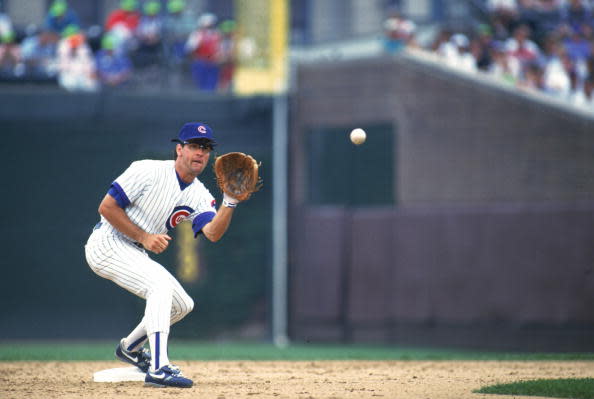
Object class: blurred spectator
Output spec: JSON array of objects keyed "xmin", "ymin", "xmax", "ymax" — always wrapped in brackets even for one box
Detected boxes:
[
  {"xmin": 487, "ymin": 0, "xmax": 518, "ymax": 14},
  {"xmin": 516, "ymin": 0, "xmax": 539, "ymax": 30},
  {"xmin": 437, "ymin": 32, "xmax": 477, "ymax": 72},
  {"xmin": 382, "ymin": 11, "xmax": 416, "ymax": 54},
  {"xmin": 134, "ymin": 0, "xmax": 164, "ymax": 68},
  {"xmin": 518, "ymin": 61, "xmax": 545, "ymax": 90},
  {"xmin": 185, "ymin": 13, "xmax": 222, "ymax": 91},
  {"xmin": 542, "ymin": 46, "xmax": 572, "ymax": 98},
  {"xmin": 137, "ymin": 1, "xmax": 163, "ymax": 48},
  {"xmin": 161, "ymin": 0, "xmax": 195, "ymax": 88},
  {"xmin": 487, "ymin": 0, "xmax": 519, "ymax": 41},
  {"xmin": 56, "ymin": 25, "xmax": 98, "ymax": 92},
  {"xmin": 505, "ymin": 24, "xmax": 541, "ymax": 67},
  {"xmin": 488, "ymin": 40, "xmax": 521, "ymax": 83},
  {"xmin": 218, "ymin": 19, "xmax": 236, "ymax": 92},
  {"xmin": 163, "ymin": 0, "xmax": 196, "ymax": 62},
  {"xmin": 561, "ymin": 0, "xmax": 592, "ymax": 33},
  {"xmin": 105, "ymin": 0, "xmax": 141, "ymax": 53},
  {"xmin": 436, "ymin": 31, "xmax": 457, "ymax": 59},
  {"xmin": 45, "ymin": 0, "xmax": 80, "ymax": 35},
  {"xmin": 0, "ymin": 12, "xmax": 13, "ymax": 38},
  {"xmin": 430, "ymin": 28, "xmax": 453, "ymax": 52},
  {"xmin": 562, "ymin": 23, "xmax": 592, "ymax": 62},
  {"xmin": 570, "ymin": 75, "xmax": 594, "ymax": 109},
  {"xmin": 95, "ymin": 33, "xmax": 132, "ymax": 88},
  {"xmin": 475, "ymin": 24, "xmax": 495, "ymax": 71},
  {"xmin": 20, "ymin": 29, "xmax": 59, "ymax": 80},
  {"xmin": 587, "ymin": 54, "xmax": 594, "ymax": 81},
  {"xmin": 539, "ymin": 32, "xmax": 563, "ymax": 65},
  {"xmin": 85, "ymin": 25, "xmax": 105, "ymax": 53},
  {"xmin": 0, "ymin": 30, "xmax": 23, "ymax": 79},
  {"xmin": 452, "ymin": 34, "xmax": 478, "ymax": 72},
  {"xmin": 580, "ymin": 19, "xmax": 594, "ymax": 41},
  {"xmin": 528, "ymin": 0, "xmax": 563, "ymax": 43}
]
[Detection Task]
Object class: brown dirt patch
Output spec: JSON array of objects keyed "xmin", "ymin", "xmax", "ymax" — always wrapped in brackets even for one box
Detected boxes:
[{"xmin": 1, "ymin": 360, "xmax": 592, "ymax": 399}]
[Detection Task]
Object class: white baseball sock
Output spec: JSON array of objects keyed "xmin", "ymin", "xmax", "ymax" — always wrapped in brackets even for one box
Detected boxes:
[
  {"xmin": 123, "ymin": 319, "xmax": 148, "ymax": 352},
  {"xmin": 148, "ymin": 331, "xmax": 170, "ymax": 371}
]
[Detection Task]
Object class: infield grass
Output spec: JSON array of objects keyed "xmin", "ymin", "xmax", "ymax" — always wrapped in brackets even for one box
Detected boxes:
[
  {"xmin": 475, "ymin": 378, "xmax": 594, "ymax": 399},
  {"xmin": 0, "ymin": 341, "xmax": 593, "ymax": 362}
]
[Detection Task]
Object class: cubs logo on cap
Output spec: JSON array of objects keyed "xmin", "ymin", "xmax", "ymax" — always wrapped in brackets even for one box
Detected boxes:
[{"xmin": 172, "ymin": 122, "xmax": 217, "ymax": 145}]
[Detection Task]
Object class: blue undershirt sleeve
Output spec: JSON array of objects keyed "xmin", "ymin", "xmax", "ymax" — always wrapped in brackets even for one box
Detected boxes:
[
  {"xmin": 192, "ymin": 211, "xmax": 216, "ymax": 237},
  {"xmin": 107, "ymin": 182, "xmax": 131, "ymax": 209}
]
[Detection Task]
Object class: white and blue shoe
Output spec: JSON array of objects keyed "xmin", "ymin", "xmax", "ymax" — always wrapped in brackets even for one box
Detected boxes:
[
  {"xmin": 145, "ymin": 365, "xmax": 193, "ymax": 388},
  {"xmin": 115, "ymin": 338, "xmax": 151, "ymax": 372}
]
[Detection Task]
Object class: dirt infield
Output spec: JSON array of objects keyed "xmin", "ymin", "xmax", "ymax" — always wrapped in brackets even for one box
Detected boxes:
[{"xmin": 2, "ymin": 360, "xmax": 592, "ymax": 399}]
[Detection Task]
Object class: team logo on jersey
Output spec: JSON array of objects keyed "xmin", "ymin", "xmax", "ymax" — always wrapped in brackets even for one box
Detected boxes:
[
  {"xmin": 166, "ymin": 205, "xmax": 194, "ymax": 230},
  {"xmin": 197, "ymin": 125, "xmax": 207, "ymax": 134},
  {"xmin": 211, "ymin": 199, "xmax": 216, "ymax": 208}
]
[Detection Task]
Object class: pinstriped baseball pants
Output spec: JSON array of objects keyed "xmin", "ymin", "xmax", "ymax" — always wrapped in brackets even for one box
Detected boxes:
[{"xmin": 85, "ymin": 229, "xmax": 194, "ymax": 335}]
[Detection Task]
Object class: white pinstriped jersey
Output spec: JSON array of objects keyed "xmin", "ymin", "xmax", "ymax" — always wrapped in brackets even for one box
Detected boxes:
[
  {"xmin": 85, "ymin": 159, "xmax": 207, "ymax": 337},
  {"xmin": 99, "ymin": 159, "xmax": 217, "ymax": 241}
]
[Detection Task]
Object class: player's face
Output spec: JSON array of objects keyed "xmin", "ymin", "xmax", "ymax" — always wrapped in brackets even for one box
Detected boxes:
[{"xmin": 177, "ymin": 143, "xmax": 212, "ymax": 176}]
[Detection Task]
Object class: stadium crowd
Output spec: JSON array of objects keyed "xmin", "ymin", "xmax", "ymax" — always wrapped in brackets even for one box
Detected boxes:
[
  {"xmin": 2, "ymin": 0, "xmax": 594, "ymax": 111},
  {"xmin": 384, "ymin": 0, "xmax": 594, "ymax": 111},
  {"xmin": 0, "ymin": 0, "xmax": 237, "ymax": 93}
]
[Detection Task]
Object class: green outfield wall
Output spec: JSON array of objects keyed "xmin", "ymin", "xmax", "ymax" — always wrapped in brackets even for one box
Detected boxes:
[{"xmin": 0, "ymin": 89, "xmax": 273, "ymax": 340}]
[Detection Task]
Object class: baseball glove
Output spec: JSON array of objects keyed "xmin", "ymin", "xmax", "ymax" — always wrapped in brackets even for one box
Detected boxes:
[{"xmin": 214, "ymin": 152, "xmax": 261, "ymax": 202}]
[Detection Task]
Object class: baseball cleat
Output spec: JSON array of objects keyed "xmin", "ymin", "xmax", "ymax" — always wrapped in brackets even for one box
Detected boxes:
[
  {"xmin": 144, "ymin": 365, "xmax": 193, "ymax": 388},
  {"xmin": 115, "ymin": 338, "xmax": 151, "ymax": 372}
]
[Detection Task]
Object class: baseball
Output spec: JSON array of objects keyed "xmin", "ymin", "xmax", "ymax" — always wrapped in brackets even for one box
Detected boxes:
[{"xmin": 350, "ymin": 128, "xmax": 366, "ymax": 145}]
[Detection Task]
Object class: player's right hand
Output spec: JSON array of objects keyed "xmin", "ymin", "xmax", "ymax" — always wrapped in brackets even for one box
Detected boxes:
[{"xmin": 140, "ymin": 233, "xmax": 171, "ymax": 254}]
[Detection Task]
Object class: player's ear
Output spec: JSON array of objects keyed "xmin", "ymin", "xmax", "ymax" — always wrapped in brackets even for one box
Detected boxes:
[{"xmin": 173, "ymin": 144, "xmax": 182, "ymax": 160}]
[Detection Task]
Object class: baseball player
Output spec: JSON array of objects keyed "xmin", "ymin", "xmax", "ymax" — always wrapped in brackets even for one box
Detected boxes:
[{"xmin": 85, "ymin": 122, "xmax": 240, "ymax": 388}]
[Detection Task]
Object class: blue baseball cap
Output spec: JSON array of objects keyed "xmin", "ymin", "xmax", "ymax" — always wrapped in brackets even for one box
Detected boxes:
[{"xmin": 172, "ymin": 122, "xmax": 217, "ymax": 146}]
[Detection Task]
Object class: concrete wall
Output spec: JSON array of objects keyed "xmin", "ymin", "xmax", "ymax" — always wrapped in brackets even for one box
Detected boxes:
[
  {"xmin": 293, "ymin": 56, "xmax": 594, "ymax": 204},
  {"xmin": 288, "ymin": 54, "xmax": 594, "ymax": 351}
]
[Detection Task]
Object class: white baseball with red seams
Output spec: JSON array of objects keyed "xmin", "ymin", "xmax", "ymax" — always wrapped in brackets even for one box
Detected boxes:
[{"xmin": 350, "ymin": 128, "xmax": 366, "ymax": 145}]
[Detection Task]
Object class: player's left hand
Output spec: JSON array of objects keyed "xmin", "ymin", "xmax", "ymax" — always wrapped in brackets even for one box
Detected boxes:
[{"xmin": 214, "ymin": 152, "xmax": 262, "ymax": 204}]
